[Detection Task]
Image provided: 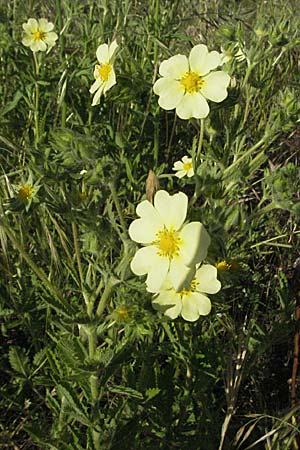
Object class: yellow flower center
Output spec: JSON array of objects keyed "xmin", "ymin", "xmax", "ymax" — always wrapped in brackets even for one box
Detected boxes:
[
  {"xmin": 155, "ymin": 227, "xmax": 181, "ymax": 258},
  {"xmin": 115, "ymin": 307, "xmax": 129, "ymax": 320},
  {"xmin": 180, "ymin": 71, "xmax": 203, "ymax": 94},
  {"xmin": 215, "ymin": 260, "xmax": 231, "ymax": 272},
  {"xmin": 33, "ymin": 30, "xmax": 45, "ymax": 41},
  {"xmin": 183, "ymin": 161, "xmax": 193, "ymax": 172},
  {"xmin": 96, "ymin": 63, "xmax": 112, "ymax": 81},
  {"xmin": 181, "ymin": 278, "xmax": 198, "ymax": 296},
  {"xmin": 18, "ymin": 184, "xmax": 34, "ymax": 201}
]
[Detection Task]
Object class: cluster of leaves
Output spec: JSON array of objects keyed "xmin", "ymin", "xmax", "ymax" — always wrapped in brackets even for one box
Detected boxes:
[{"xmin": 1, "ymin": 0, "xmax": 300, "ymax": 449}]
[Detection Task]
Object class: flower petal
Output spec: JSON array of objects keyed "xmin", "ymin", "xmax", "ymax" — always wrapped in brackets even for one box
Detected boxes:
[
  {"xmin": 181, "ymin": 292, "xmax": 211, "ymax": 321},
  {"xmin": 152, "ymin": 289, "xmax": 181, "ymax": 320},
  {"xmin": 175, "ymin": 170, "xmax": 186, "ymax": 179},
  {"xmin": 130, "ymin": 245, "xmax": 158, "ymax": 275},
  {"xmin": 38, "ymin": 18, "xmax": 54, "ymax": 32},
  {"xmin": 90, "ymin": 77, "xmax": 102, "ymax": 94},
  {"xmin": 173, "ymin": 161, "xmax": 184, "ymax": 171},
  {"xmin": 201, "ymin": 71, "xmax": 230, "ymax": 102},
  {"xmin": 22, "ymin": 35, "xmax": 35, "ymax": 47},
  {"xmin": 159, "ymin": 54, "xmax": 188, "ymax": 78},
  {"xmin": 91, "ymin": 84, "xmax": 105, "ymax": 105},
  {"xmin": 96, "ymin": 43, "xmax": 109, "ymax": 63},
  {"xmin": 23, "ymin": 18, "xmax": 38, "ymax": 33},
  {"xmin": 189, "ymin": 44, "xmax": 222, "ymax": 76},
  {"xmin": 44, "ymin": 31, "xmax": 58, "ymax": 46},
  {"xmin": 169, "ymin": 258, "xmax": 194, "ymax": 292},
  {"xmin": 108, "ymin": 40, "xmax": 118, "ymax": 59},
  {"xmin": 31, "ymin": 40, "xmax": 47, "ymax": 52},
  {"xmin": 103, "ymin": 69, "xmax": 116, "ymax": 94},
  {"xmin": 153, "ymin": 78, "xmax": 184, "ymax": 110},
  {"xmin": 195, "ymin": 264, "xmax": 221, "ymax": 294},
  {"xmin": 146, "ymin": 258, "xmax": 169, "ymax": 293},
  {"xmin": 176, "ymin": 92, "xmax": 209, "ymax": 119},
  {"xmin": 129, "ymin": 200, "xmax": 163, "ymax": 243},
  {"xmin": 179, "ymin": 222, "xmax": 211, "ymax": 266},
  {"xmin": 154, "ymin": 190, "xmax": 187, "ymax": 229},
  {"xmin": 131, "ymin": 245, "xmax": 169, "ymax": 293}
]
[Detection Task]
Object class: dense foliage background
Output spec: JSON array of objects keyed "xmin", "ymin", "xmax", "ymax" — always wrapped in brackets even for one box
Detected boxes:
[{"xmin": 1, "ymin": 0, "xmax": 300, "ymax": 448}]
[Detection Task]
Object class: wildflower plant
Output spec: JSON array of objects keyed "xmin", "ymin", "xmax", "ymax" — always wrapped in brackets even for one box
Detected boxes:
[
  {"xmin": 153, "ymin": 44, "xmax": 230, "ymax": 119},
  {"xmin": 172, "ymin": 155, "xmax": 194, "ymax": 178},
  {"xmin": 152, "ymin": 264, "xmax": 221, "ymax": 321},
  {"xmin": 1, "ymin": 1, "xmax": 300, "ymax": 450},
  {"xmin": 128, "ymin": 190, "xmax": 211, "ymax": 293},
  {"xmin": 22, "ymin": 18, "xmax": 58, "ymax": 52},
  {"xmin": 90, "ymin": 40, "xmax": 118, "ymax": 106}
]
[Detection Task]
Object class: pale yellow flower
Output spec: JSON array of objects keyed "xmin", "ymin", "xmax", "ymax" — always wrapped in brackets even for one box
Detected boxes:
[
  {"xmin": 152, "ymin": 264, "xmax": 221, "ymax": 322},
  {"xmin": 128, "ymin": 190, "xmax": 211, "ymax": 293},
  {"xmin": 90, "ymin": 40, "xmax": 118, "ymax": 106},
  {"xmin": 153, "ymin": 44, "xmax": 230, "ymax": 120},
  {"xmin": 173, "ymin": 156, "xmax": 194, "ymax": 178},
  {"xmin": 22, "ymin": 18, "xmax": 58, "ymax": 52}
]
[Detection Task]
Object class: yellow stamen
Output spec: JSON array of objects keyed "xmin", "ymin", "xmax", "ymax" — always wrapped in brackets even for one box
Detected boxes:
[
  {"xmin": 215, "ymin": 260, "xmax": 232, "ymax": 272},
  {"xmin": 18, "ymin": 184, "xmax": 34, "ymax": 201},
  {"xmin": 180, "ymin": 71, "xmax": 203, "ymax": 94},
  {"xmin": 183, "ymin": 161, "xmax": 193, "ymax": 172},
  {"xmin": 155, "ymin": 227, "xmax": 181, "ymax": 258},
  {"xmin": 96, "ymin": 63, "xmax": 112, "ymax": 81},
  {"xmin": 33, "ymin": 30, "xmax": 44, "ymax": 41},
  {"xmin": 114, "ymin": 307, "xmax": 130, "ymax": 322},
  {"xmin": 181, "ymin": 278, "xmax": 198, "ymax": 296}
]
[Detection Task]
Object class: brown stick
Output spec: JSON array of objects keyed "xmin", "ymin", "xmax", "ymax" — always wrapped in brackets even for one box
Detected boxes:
[{"xmin": 291, "ymin": 305, "xmax": 300, "ymax": 409}]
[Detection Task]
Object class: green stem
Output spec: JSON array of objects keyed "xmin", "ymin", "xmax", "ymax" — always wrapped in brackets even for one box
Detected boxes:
[
  {"xmin": 96, "ymin": 277, "xmax": 117, "ymax": 318},
  {"xmin": 1, "ymin": 220, "xmax": 65, "ymax": 304},
  {"xmin": 108, "ymin": 181, "xmax": 128, "ymax": 237},
  {"xmin": 72, "ymin": 222, "xmax": 84, "ymax": 285},
  {"xmin": 88, "ymin": 331, "xmax": 100, "ymax": 449},
  {"xmin": 56, "ymin": 0, "xmax": 67, "ymax": 127},
  {"xmin": 33, "ymin": 52, "xmax": 40, "ymax": 147},
  {"xmin": 153, "ymin": 120, "xmax": 159, "ymax": 167},
  {"xmin": 223, "ymin": 137, "xmax": 266, "ymax": 179},
  {"xmin": 196, "ymin": 118, "xmax": 205, "ymax": 166},
  {"xmin": 190, "ymin": 121, "xmax": 205, "ymax": 206}
]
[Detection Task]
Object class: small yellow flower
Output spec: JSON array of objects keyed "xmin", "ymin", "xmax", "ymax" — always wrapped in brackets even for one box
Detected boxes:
[
  {"xmin": 90, "ymin": 40, "xmax": 118, "ymax": 106},
  {"xmin": 113, "ymin": 306, "xmax": 130, "ymax": 322},
  {"xmin": 173, "ymin": 156, "xmax": 194, "ymax": 178},
  {"xmin": 18, "ymin": 184, "xmax": 35, "ymax": 201},
  {"xmin": 215, "ymin": 260, "xmax": 232, "ymax": 272},
  {"xmin": 22, "ymin": 18, "xmax": 58, "ymax": 52}
]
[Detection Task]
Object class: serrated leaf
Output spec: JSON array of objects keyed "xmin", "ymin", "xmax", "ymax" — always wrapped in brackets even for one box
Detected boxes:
[
  {"xmin": 145, "ymin": 387, "xmax": 161, "ymax": 401},
  {"xmin": 46, "ymin": 391, "xmax": 61, "ymax": 414},
  {"xmin": 46, "ymin": 349, "xmax": 64, "ymax": 378},
  {"xmin": 57, "ymin": 382, "xmax": 91, "ymax": 426},
  {"xmin": 108, "ymin": 384, "xmax": 143, "ymax": 399},
  {"xmin": 8, "ymin": 346, "xmax": 30, "ymax": 377}
]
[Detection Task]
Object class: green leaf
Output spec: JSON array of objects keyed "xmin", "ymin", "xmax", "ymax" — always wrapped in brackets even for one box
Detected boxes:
[
  {"xmin": 145, "ymin": 387, "xmax": 161, "ymax": 402},
  {"xmin": 108, "ymin": 384, "xmax": 144, "ymax": 399},
  {"xmin": 0, "ymin": 90, "xmax": 23, "ymax": 116},
  {"xmin": 8, "ymin": 346, "xmax": 30, "ymax": 377},
  {"xmin": 57, "ymin": 382, "xmax": 91, "ymax": 426}
]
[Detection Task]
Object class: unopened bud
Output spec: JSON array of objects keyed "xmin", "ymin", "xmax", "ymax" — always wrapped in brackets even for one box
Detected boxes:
[{"xmin": 146, "ymin": 170, "xmax": 159, "ymax": 204}]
